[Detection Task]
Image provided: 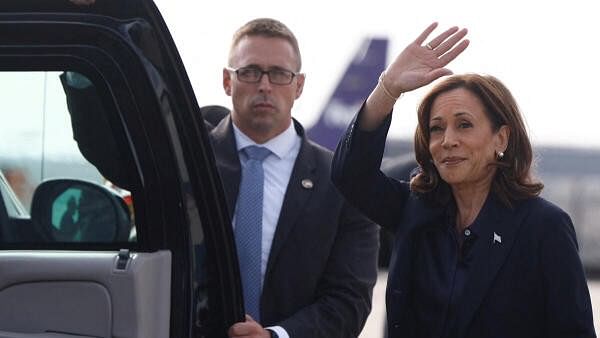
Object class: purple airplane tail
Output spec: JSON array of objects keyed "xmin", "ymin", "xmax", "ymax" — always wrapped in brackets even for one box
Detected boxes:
[{"xmin": 306, "ymin": 38, "xmax": 388, "ymax": 150}]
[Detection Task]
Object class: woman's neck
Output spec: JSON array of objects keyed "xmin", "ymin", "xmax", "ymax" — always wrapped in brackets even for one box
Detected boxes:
[{"xmin": 452, "ymin": 181, "xmax": 491, "ymax": 231}]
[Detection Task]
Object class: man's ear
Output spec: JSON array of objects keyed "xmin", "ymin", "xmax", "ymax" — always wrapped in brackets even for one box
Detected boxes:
[
  {"xmin": 223, "ymin": 68, "xmax": 232, "ymax": 96},
  {"xmin": 295, "ymin": 73, "xmax": 305, "ymax": 99}
]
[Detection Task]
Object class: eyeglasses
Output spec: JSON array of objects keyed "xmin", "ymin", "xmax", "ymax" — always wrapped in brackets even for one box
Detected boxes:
[{"xmin": 226, "ymin": 66, "xmax": 300, "ymax": 85}]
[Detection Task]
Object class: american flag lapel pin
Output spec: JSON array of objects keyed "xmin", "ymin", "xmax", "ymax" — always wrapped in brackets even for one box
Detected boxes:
[{"xmin": 493, "ymin": 232, "xmax": 502, "ymax": 244}]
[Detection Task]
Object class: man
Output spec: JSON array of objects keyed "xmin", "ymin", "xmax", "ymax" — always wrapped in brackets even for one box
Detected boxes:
[{"xmin": 210, "ymin": 18, "xmax": 379, "ymax": 338}]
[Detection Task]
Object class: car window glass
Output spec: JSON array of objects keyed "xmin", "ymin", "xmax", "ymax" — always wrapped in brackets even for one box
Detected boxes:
[
  {"xmin": 0, "ymin": 71, "xmax": 136, "ymax": 244},
  {"xmin": 0, "ymin": 171, "xmax": 27, "ymax": 218}
]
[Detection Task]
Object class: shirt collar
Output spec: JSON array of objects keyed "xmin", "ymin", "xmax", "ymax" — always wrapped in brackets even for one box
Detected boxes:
[
  {"xmin": 232, "ymin": 121, "xmax": 299, "ymax": 160},
  {"xmin": 444, "ymin": 192, "xmax": 494, "ymax": 237}
]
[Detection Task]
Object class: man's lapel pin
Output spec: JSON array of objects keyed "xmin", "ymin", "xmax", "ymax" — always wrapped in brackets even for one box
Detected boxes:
[{"xmin": 301, "ymin": 178, "xmax": 314, "ymax": 189}]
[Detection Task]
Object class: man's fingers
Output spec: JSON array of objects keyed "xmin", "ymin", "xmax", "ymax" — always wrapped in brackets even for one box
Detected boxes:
[
  {"xmin": 228, "ymin": 315, "xmax": 263, "ymax": 337},
  {"xmin": 228, "ymin": 321, "xmax": 251, "ymax": 336}
]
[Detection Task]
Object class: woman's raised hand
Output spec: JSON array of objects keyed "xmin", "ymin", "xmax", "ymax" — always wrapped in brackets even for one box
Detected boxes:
[{"xmin": 383, "ymin": 22, "xmax": 470, "ymax": 97}]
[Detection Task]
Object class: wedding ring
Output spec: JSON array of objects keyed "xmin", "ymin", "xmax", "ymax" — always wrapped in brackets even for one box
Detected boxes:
[{"xmin": 426, "ymin": 43, "xmax": 434, "ymax": 50}]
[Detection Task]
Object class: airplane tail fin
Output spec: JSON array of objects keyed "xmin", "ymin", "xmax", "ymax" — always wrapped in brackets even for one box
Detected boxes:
[{"xmin": 306, "ymin": 37, "xmax": 388, "ymax": 150}]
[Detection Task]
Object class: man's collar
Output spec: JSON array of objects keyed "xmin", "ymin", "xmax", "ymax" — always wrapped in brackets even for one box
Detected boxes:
[{"xmin": 232, "ymin": 121, "xmax": 299, "ymax": 159}]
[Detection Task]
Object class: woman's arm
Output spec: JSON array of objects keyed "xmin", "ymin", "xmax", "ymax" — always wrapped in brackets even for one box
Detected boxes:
[
  {"xmin": 539, "ymin": 206, "xmax": 596, "ymax": 337},
  {"xmin": 332, "ymin": 22, "xmax": 469, "ymax": 229}
]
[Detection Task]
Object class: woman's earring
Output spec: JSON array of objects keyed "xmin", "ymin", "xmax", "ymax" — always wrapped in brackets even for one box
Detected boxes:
[{"xmin": 497, "ymin": 151, "xmax": 505, "ymax": 160}]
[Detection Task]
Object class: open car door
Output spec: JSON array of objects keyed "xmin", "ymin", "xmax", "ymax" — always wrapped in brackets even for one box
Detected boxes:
[{"xmin": 0, "ymin": 0, "xmax": 243, "ymax": 337}]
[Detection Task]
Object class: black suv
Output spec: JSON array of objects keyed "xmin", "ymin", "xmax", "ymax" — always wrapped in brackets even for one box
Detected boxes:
[{"xmin": 0, "ymin": 1, "xmax": 243, "ymax": 337}]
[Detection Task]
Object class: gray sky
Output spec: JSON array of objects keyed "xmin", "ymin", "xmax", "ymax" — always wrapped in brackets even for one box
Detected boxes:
[{"xmin": 157, "ymin": 0, "xmax": 599, "ymax": 148}]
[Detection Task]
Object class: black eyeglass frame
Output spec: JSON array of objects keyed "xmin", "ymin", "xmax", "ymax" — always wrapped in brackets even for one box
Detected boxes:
[{"xmin": 225, "ymin": 66, "xmax": 301, "ymax": 85}]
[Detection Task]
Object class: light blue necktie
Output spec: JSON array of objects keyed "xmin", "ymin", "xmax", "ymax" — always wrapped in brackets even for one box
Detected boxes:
[{"xmin": 235, "ymin": 145, "xmax": 271, "ymax": 322}]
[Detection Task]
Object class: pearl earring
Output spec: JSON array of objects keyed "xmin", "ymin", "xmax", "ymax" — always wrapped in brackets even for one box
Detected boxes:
[{"xmin": 497, "ymin": 151, "xmax": 504, "ymax": 160}]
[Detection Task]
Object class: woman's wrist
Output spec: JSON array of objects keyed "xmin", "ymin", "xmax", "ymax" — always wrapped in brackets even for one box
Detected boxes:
[{"xmin": 378, "ymin": 71, "xmax": 403, "ymax": 101}]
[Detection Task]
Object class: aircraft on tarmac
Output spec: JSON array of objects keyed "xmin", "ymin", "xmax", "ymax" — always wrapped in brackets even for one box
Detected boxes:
[{"xmin": 305, "ymin": 37, "xmax": 600, "ymax": 274}]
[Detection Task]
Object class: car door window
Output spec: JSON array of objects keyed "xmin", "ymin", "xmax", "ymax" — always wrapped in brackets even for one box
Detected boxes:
[{"xmin": 0, "ymin": 71, "xmax": 136, "ymax": 244}]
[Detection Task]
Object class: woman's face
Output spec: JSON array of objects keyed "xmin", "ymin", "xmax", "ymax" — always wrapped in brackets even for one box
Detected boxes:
[{"xmin": 428, "ymin": 88, "xmax": 508, "ymax": 190}]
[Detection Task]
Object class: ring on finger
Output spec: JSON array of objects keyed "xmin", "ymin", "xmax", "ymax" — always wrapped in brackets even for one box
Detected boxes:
[{"xmin": 426, "ymin": 43, "xmax": 434, "ymax": 50}]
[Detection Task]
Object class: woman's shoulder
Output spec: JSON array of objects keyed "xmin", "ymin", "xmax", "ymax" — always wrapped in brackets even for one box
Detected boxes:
[
  {"xmin": 520, "ymin": 196, "xmax": 570, "ymax": 220},
  {"xmin": 517, "ymin": 196, "xmax": 575, "ymax": 239}
]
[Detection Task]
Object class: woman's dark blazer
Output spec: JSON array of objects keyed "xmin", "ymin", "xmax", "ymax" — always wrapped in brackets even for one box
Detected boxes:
[{"xmin": 331, "ymin": 112, "xmax": 596, "ymax": 338}]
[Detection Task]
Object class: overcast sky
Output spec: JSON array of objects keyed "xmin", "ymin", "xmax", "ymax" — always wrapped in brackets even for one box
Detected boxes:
[{"xmin": 155, "ymin": 0, "xmax": 599, "ymax": 149}]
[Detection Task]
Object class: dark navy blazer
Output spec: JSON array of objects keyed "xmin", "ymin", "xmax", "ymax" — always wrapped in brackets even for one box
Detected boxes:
[{"xmin": 332, "ymin": 112, "xmax": 596, "ymax": 338}]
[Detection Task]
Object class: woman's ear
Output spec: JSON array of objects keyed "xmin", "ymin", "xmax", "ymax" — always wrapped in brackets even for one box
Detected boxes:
[{"xmin": 495, "ymin": 125, "xmax": 510, "ymax": 153}]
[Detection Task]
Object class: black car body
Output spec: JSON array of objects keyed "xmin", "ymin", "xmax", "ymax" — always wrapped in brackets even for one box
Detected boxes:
[{"xmin": 0, "ymin": 0, "xmax": 243, "ymax": 337}]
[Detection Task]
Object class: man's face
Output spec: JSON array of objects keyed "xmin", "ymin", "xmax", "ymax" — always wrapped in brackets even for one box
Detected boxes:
[{"xmin": 224, "ymin": 36, "xmax": 304, "ymax": 143}]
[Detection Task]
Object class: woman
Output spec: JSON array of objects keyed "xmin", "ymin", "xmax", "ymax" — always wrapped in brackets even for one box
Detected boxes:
[{"xmin": 332, "ymin": 23, "xmax": 595, "ymax": 338}]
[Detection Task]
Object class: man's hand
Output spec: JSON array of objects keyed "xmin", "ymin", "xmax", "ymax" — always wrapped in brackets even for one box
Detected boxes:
[{"xmin": 228, "ymin": 315, "xmax": 272, "ymax": 338}]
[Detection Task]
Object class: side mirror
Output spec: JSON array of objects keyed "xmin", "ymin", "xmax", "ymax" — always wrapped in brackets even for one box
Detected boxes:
[{"xmin": 30, "ymin": 179, "xmax": 131, "ymax": 243}]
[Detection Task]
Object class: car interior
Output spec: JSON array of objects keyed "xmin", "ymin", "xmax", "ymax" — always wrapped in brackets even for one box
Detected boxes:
[{"xmin": 0, "ymin": 71, "xmax": 172, "ymax": 338}]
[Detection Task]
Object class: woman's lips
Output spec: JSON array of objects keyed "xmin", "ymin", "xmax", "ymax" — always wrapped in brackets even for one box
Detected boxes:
[{"xmin": 441, "ymin": 156, "xmax": 465, "ymax": 165}]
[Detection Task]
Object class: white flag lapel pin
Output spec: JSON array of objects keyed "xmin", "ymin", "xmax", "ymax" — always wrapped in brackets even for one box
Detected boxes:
[{"xmin": 493, "ymin": 232, "xmax": 502, "ymax": 244}]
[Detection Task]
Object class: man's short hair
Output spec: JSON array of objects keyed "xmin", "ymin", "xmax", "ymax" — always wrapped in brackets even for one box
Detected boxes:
[{"xmin": 228, "ymin": 18, "xmax": 302, "ymax": 71}]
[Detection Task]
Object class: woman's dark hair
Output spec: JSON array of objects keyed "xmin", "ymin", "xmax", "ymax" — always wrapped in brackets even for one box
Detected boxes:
[{"xmin": 410, "ymin": 73, "xmax": 543, "ymax": 207}]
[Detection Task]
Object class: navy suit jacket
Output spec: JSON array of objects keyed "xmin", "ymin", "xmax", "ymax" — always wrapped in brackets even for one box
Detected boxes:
[
  {"xmin": 332, "ymin": 112, "xmax": 596, "ymax": 338},
  {"xmin": 210, "ymin": 116, "xmax": 379, "ymax": 338}
]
